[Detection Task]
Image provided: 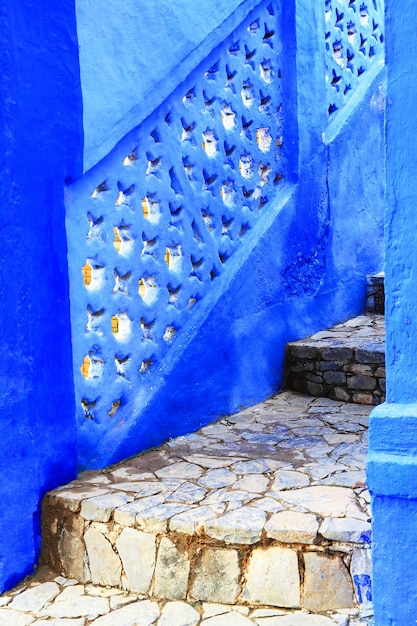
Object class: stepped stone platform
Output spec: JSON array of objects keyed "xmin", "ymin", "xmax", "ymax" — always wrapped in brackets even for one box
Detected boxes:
[
  {"xmin": 28, "ymin": 391, "xmax": 374, "ymax": 625},
  {"xmin": 284, "ymin": 315, "xmax": 385, "ymax": 406}
]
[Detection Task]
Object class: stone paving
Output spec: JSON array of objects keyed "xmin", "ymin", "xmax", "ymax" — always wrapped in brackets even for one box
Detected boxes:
[
  {"xmin": 14, "ymin": 390, "xmax": 376, "ymax": 625},
  {"xmin": 285, "ymin": 315, "xmax": 385, "ymax": 405}
]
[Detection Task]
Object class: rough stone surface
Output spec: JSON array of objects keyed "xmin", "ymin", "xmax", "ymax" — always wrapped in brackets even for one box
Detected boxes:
[
  {"xmin": 285, "ymin": 314, "xmax": 385, "ymax": 405},
  {"xmin": 190, "ymin": 548, "xmax": 240, "ymax": 604},
  {"xmin": 159, "ymin": 601, "xmax": 200, "ymax": 626},
  {"xmin": 9, "ymin": 582, "xmax": 60, "ymax": 612},
  {"xmin": 89, "ymin": 600, "xmax": 159, "ymax": 625},
  {"xmin": 243, "ymin": 547, "xmax": 300, "ymax": 608},
  {"xmin": 320, "ymin": 517, "xmax": 372, "ymax": 543},
  {"xmin": 153, "ymin": 537, "xmax": 190, "ymax": 600},
  {"xmin": 303, "ymin": 553, "xmax": 354, "ymax": 612},
  {"xmin": 265, "ymin": 511, "xmax": 319, "ymax": 544},
  {"xmin": 116, "ymin": 528, "xmax": 156, "ymax": 593},
  {"xmin": 84, "ymin": 527, "xmax": 122, "ymax": 587}
]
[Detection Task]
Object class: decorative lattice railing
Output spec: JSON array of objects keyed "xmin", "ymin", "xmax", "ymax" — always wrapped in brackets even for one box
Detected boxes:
[
  {"xmin": 325, "ymin": 0, "xmax": 384, "ymax": 117},
  {"xmin": 66, "ymin": 0, "xmax": 288, "ymax": 428}
]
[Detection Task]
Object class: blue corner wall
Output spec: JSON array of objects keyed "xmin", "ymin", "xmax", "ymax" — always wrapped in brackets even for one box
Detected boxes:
[
  {"xmin": 0, "ymin": 2, "xmax": 82, "ymax": 592},
  {"xmin": 368, "ymin": 1, "xmax": 417, "ymax": 622}
]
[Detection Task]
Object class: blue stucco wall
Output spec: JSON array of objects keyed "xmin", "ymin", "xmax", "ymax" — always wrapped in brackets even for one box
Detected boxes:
[
  {"xmin": 0, "ymin": 2, "xmax": 82, "ymax": 592},
  {"xmin": 77, "ymin": 0, "xmax": 261, "ymax": 173},
  {"xmin": 67, "ymin": 0, "xmax": 385, "ymax": 469},
  {"xmin": 368, "ymin": 1, "xmax": 417, "ymax": 622}
]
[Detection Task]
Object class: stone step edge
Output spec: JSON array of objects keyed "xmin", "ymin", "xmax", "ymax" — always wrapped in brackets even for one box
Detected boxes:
[
  {"xmin": 41, "ymin": 493, "xmax": 372, "ymax": 614},
  {"xmin": 284, "ymin": 343, "xmax": 385, "ymax": 406}
]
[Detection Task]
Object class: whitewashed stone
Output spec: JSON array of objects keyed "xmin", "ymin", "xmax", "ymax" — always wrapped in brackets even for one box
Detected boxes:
[
  {"xmin": 165, "ymin": 481, "xmax": 206, "ymax": 503},
  {"xmin": 350, "ymin": 548, "xmax": 372, "ymax": 606},
  {"xmin": 201, "ymin": 612, "xmax": 254, "ymax": 625},
  {"xmin": 114, "ymin": 495, "xmax": 165, "ymax": 525},
  {"xmin": 50, "ymin": 488, "xmax": 110, "ymax": 512},
  {"xmin": 250, "ymin": 497, "xmax": 284, "ymax": 513},
  {"xmin": 38, "ymin": 594, "xmax": 109, "ymax": 620},
  {"xmin": 265, "ymin": 511, "xmax": 319, "ymax": 544},
  {"xmin": 136, "ymin": 504, "xmax": 195, "ymax": 533},
  {"xmin": 231, "ymin": 459, "xmax": 272, "ymax": 474},
  {"xmin": 54, "ymin": 585, "xmax": 85, "ymax": 602},
  {"xmin": 274, "ymin": 486, "xmax": 364, "ymax": 518},
  {"xmin": 204, "ymin": 507, "xmax": 266, "ymax": 544},
  {"xmin": 81, "ymin": 492, "xmax": 132, "ymax": 522},
  {"xmin": 320, "ymin": 517, "xmax": 372, "ymax": 543},
  {"xmin": 110, "ymin": 594, "xmax": 139, "ymax": 610},
  {"xmin": 84, "ymin": 526, "xmax": 122, "ymax": 587},
  {"xmin": 303, "ymin": 552, "xmax": 354, "ymax": 612},
  {"xmin": 190, "ymin": 548, "xmax": 240, "ymax": 604},
  {"xmin": 10, "ymin": 581, "xmax": 60, "ymax": 612},
  {"xmin": 270, "ymin": 470, "xmax": 310, "ymax": 491},
  {"xmin": 85, "ymin": 585, "xmax": 123, "ymax": 597},
  {"xmin": 198, "ymin": 468, "xmax": 237, "ymax": 489},
  {"xmin": 183, "ymin": 455, "xmax": 234, "ymax": 469},
  {"xmin": 0, "ymin": 596, "xmax": 11, "ymax": 607},
  {"xmin": 0, "ymin": 608, "xmax": 34, "ymax": 626},
  {"xmin": 155, "ymin": 462, "xmax": 203, "ymax": 479},
  {"xmin": 233, "ymin": 474, "xmax": 269, "ymax": 493},
  {"xmin": 243, "ymin": 547, "xmax": 300, "ymax": 608},
  {"xmin": 202, "ymin": 604, "xmax": 231, "ymax": 618},
  {"xmin": 256, "ymin": 613, "xmax": 338, "ymax": 625},
  {"xmin": 158, "ymin": 601, "xmax": 200, "ymax": 626},
  {"xmin": 116, "ymin": 528, "xmax": 156, "ymax": 593},
  {"xmin": 153, "ymin": 537, "xmax": 190, "ymax": 600},
  {"xmin": 89, "ymin": 600, "xmax": 159, "ymax": 625},
  {"xmin": 249, "ymin": 608, "xmax": 286, "ymax": 617},
  {"xmin": 170, "ymin": 505, "xmax": 218, "ymax": 534},
  {"xmin": 110, "ymin": 468, "xmax": 155, "ymax": 480},
  {"xmin": 111, "ymin": 482, "xmax": 164, "ymax": 496}
]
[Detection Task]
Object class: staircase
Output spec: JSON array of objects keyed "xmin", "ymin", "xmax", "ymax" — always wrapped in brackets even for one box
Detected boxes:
[{"xmin": 284, "ymin": 275, "xmax": 385, "ymax": 406}]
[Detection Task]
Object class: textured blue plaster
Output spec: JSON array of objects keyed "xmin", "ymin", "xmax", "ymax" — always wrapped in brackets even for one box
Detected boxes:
[
  {"xmin": 368, "ymin": 2, "xmax": 417, "ymax": 623},
  {"xmin": 76, "ymin": 0, "xmax": 266, "ymax": 173},
  {"xmin": 0, "ymin": 1, "xmax": 81, "ymax": 592}
]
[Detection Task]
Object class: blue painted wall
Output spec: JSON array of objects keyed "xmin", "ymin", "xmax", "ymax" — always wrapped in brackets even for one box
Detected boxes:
[
  {"xmin": 0, "ymin": 1, "xmax": 82, "ymax": 592},
  {"xmin": 67, "ymin": 0, "xmax": 385, "ymax": 469},
  {"xmin": 77, "ymin": 0, "xmax": 261, "ymax": 173},
  {"xmin": 368, "ymin": 1, "xmax": 417, "ymax": 622}
]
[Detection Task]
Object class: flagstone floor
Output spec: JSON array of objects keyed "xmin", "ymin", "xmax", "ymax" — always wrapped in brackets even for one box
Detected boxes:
[{"xmin": 1, "ymin": 391, "xmax": 374, "ymax": 625}]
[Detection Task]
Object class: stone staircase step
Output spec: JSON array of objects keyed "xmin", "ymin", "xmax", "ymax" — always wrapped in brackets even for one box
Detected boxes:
[
  {"xmin": 284, "ymin": 315, "xmax": 385, "ymax": 405},
  {"xmin": 0, "ymin": 564, "xmax": 374, "ymax": 625},
  {"xmin": 40, "ymin": 392, "xmax": 373, "ymax": 617}
]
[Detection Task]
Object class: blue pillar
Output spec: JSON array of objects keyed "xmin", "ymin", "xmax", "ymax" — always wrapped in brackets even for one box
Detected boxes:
[
  {"xmin": 368, "ymin": 2, "xmax": 417, "ymax": 622},
  {"xmin": 0, "ymin": 1, "xmax": 82, "ymax": 591}
]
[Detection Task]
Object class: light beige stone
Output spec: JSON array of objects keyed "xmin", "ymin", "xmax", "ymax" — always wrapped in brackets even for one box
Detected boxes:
[
  {"xmin": 114, "ymin": 495, "xmax": 165, "ymax": 526},
  {"xmin": 153, "ymin": 537, "xmax": 190, "ymax": 600},
  {"xmin": 89, "ymin": 600, "xmax": 159, "ymax": 625},
  {"xmin": 56, "ymin": 514, "xmax": 90, "ymax": 583},
  {"xmin": 80, "ymin": 492, "xmax": 132, "ymax": 522},
  {"xmin": 274, "ymin": 486, "xmax": 363, "ymax": 518},
  {"xmin": 265, "ymin": 511, "xmax": 319, "ymax": 544},
  {"xmin": 319, "ymin": 517, "xmax": 371, "ymax": 543},
  {"xmin": 303, "ymin": 552, "xmax": 354, "ymax": 612},
  {"xmin": 136, "ymin": 504, "xmax": 194, "ymax": 533},
  {"xmin": 33, "ymin": 619, "xmax": 86, "ymax": 626},
  {"xmin": 38, "ymin": 594, "xmax": 109, "ymax": 620},
  {"xmin": 190, "ymin": 548, "xmax": 240, "ymax": 604},
  {"xmin": 270, "ymin": 471, "xmax": 310, "ymax": 492},
  {"xmin": 233, "ymin": 474, "xmax": 269, "ymax": 493},
  {"xmin": 170, "ymin": 505, "xmax": 218, "ymax": 534},
  {"xmin": 201, "ymin": 611, "xmax": 254, "ymax": 625},
  {"xmin": 158, "ymin": 601, "xmax": 200, "ymax": 626},
  {"xmin": 0, "ymin": 608, "xmax": 34, "ymax": 626},
  {"xmin": 84, "ymin": 527, "xmax": 122, "ymax": 587},
  {"xmin": 9, "ymin": 581, "xmax": 60, "ymax": 612},
  {"xmin": 204, "ymin": 507, "xmax": 266, "ymax": 544},
  {"xmin": 116, "ymin": 528, "xmax": 156, "ymax": 593},
  {"xmin": 243, "ymin": 547, "xmax": 300, "ymax": 608}
]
